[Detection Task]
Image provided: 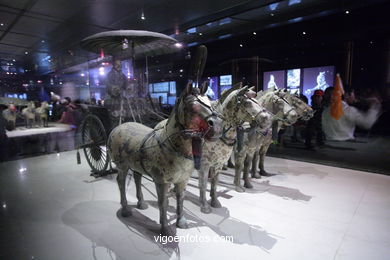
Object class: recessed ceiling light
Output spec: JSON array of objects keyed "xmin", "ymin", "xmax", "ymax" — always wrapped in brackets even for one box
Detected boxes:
[
  {"xmin": 25, "ymin": 51, "xmax": 28, "ymax": 54},
  {"xmin": 198, "ymin": 33, "xmax": 202, "ymax": 36},
  {"xmin": 0, "ymin": 23, "xmax": 4, "ymax": 26},
  {"xmin": 239, "ymin": 44, "xmax": 243, "ymax": 47},
  {"xmin": 345, "ymin": 10, "xmax": 349, "ymax": 14},
  {"xmin": 302, "ymin": 31, "xmax": 306, "ymax": 35},
  {"xmin": 270, "ymin": 13, "xmax": 274, "ymax": 16},
  {"xmin": 253, "ymin": 32, "xmax": 257, "ymax": 35},
  {"xmin": 41, "ymin": 40, "xmax": 45, "ymax": 43},
  {"xmin": 174, "ymin": 42, "xmax": 183, "ymax": 48},
  {"xmin": 12, "ymin": 59, "xmax": 16, "ymax": 62}
]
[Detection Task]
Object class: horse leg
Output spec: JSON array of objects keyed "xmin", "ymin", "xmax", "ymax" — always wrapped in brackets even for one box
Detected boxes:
[
  {"xmin": 117, "ymin": 167, "xmax": 131, "ymax": 217},
  {"xmin": 259, "ymin": 144, "xmax": 269, "ymax": 176},
  {"xmin": 251, "ymin": 150, "xmax": 261, "ymax": 178},
  {"xmin": 227, "ymin": 154, "xmax": 234, "ymax": 168},
  {"xmin": 155, "ymin": 183, "xmax": 172, "ymax": 236},
  {"xmin": 175, "ymin": 181, "xmax": 188, "ymax": 229},
  {"xmin": 134, "ymin": 172, "xmax": 148, "ymax": 210},
  {"xmin": 210, "ymin": 168, "xmax": 222, "ymax": 208},
  {"xmin": 234, "ymin": 151, "xmax": 245, "ymax": 192},
  {"xmin": 243, "ymin": 154, "xmax": 253, "ymax": 189},
  {"xmin": 198, "ymin": 165, "xmax": 211, "ymax": 214}
]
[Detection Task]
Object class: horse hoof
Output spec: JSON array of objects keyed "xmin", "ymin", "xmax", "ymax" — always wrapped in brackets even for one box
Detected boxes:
[
  {"xmin": 244, "ymin": 181, "xmax": 253, "ymax": 189},
  {"xmin": 201, "ymin": 204, "xmax": 212, "ymax": 214},
  {"xmin": 252, "ymin": 173, "xmax": 261, "ymax": 179},
  {"xmin": 121, "ymin": 207, "xmax": 132, "ymax": 217},
  {"xmin": 210, "ymin": 199, "xmax": 222, "ymax": 208},
  {"xmin": 160, "ymin": 226, "xmax": 175, "ymax": 237},
  {"xmin": 176, "ymin": 216, "xmax": 188, "ymax": 229},
  {"xmin": 137, "ymin": 201, "xmax": 148, "ymax": 210},
  {"xmin": 260, "ymin": 170, "xmax": 268, "ymax": 176},
  {"xmin": 235, "ymin": 185, "xmax": 245, "ymax": 193}
]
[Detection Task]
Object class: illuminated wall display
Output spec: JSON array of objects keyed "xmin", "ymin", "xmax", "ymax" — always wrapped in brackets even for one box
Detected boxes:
[{"xmin": 263, "ymin": 66, "xmax": 335, "ymax": 104}]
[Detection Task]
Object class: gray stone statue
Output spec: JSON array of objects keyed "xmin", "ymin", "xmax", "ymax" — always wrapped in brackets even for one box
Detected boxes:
[
  {"xmin": 107, "ymin": 83, "xmax": 223, "ymax": 235},
  {"xmin": 2, "ymin": 103, "xmax": 17, "ymax": 131}
]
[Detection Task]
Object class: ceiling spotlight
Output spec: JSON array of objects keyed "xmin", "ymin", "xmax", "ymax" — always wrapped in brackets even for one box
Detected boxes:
[
  {"xmin": 198, "ymin": 33, "xmax": 202, "ymax": 36},
  {"xmin": 41, "ymin": 40, "xmax": 45, "ymax": 43},
  {"xmin": 239, "ymin": 44, "xmax": 243, "ymax": 47},
  {"xmin": 141, "ymin": 12, "xmax": 145, "ymax": 20},
  {"xmin": 253, "ymin": 32, "xmax": 257, "ymax": 35},
  {"xmin": 25, "ymin": 51, "xmax": 28, "ymax": 54},
  {"xmin": 302, "ymin": 31, "xmax": 306, "ymax": 35},
  {"xmin": 0, "ymin": 23, "xmax": 4, "ymax": 26},
  {"xmin": 345, "ymin": 10, "xmax": 349, "ymax": 14},
  {"xmin": 12, "ymin": 59, "xmax": 16, "ymax": 62},
  {"xmin": 80, "ymin": 73, "xmax": 85, "ymax": 77},
  {"xmin": 270, "ymin": 13, "xmax": 274, "ymax": 16},
  {"xmin": 174, "ymin": 42, "xmax": 183, "ymax": 48},
  {"xmin": 179, "ymin": 69, "xmax": 183, "ymax": 72}
]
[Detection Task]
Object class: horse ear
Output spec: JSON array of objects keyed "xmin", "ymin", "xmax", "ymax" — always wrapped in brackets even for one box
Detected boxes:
[
  {"xmin": 237, "ymin": 85, "xmax": 250, "ymax": 96},
  {"xmin": 232, "ymin": 82, "xmax": 243, "ymax": 90},
  {"xmin": 185, "ymin": 81, "xmax": 193, "ymax": 95},
  {"xmin": 200, "ymin": 81, "xmax": 209, "ymax": 95},
  {"xmin": 219, "ymin": 82, "xmax": 242, "ymax": 104}
]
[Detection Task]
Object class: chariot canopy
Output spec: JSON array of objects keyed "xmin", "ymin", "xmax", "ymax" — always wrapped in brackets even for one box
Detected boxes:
[{"xmin": 80, "ymin": 30, "xmax": 179, "ymax": 59}]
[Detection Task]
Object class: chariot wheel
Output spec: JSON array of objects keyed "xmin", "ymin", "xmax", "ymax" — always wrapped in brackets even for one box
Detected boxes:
[{"xmin": 81, "ymin": 114, "xmax": 110, "ymax": 174}]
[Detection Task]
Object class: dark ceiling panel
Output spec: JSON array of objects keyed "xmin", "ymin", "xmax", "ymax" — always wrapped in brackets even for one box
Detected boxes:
[
  {"xmin": 0, "ymin": 10, "xmax": 18, "ymax": 27},
  {"xmin": 1, "ymin": 31, "xmax": 38, "ymax": 46},
  {"xmin": 0, "ymin": 0, "xmax": 31, "ymax": 9},
  {"xmin": 0, "ymin": 43, "xmax": 25, "ymax": 55},
  {"xmin": 29, "ymin": 0, "xmax": 92, "ymax": 20},
  {"xmin": 11, "ymin": 16, "xmax": 59, "ymax": 37}
]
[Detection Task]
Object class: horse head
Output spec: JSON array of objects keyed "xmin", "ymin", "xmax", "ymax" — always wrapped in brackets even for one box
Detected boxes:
[
  {"xmin": 287, "ymin": 94, "xmax": 314, "ymax": 121},
  {"xmin": 220, "ymin": 84, "xmax": 272, "ymax": 130},
  {"xmin": 176, "ymin": 81, "xmax": 223, "ymax": 141},
  {"xmin": 258, "ymin": 89, "xmax": 298, "ymax": 126},
  {"xmin": 175, "ymin": 81, "xmax": 223, "ymax": 169}
]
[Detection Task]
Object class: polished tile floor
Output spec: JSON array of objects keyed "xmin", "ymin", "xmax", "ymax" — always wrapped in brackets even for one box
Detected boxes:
[{"xmin": 0, "ymin": 150, "xmax": 389, "ymax": 260}]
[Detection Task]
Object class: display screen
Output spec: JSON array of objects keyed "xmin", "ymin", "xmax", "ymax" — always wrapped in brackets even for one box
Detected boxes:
[
  {"xmin": 288, "ymin": 88, "xmax": 300, "ymax": 95},
  {"xmin": 168, "ymin": 96, "xmax": 177, "ymax": 105},
  {"xmin": 206, "ymin": 77, "xmax": 219, "ymax": 100},
  {"xmin": 150, "ymin": 93, "xmax": 168, "ymax": 104},
  {"xmin": 263, "ymin": 70, "xmax": 285, "ymax": 90},
  {"xmin": 303, "ymin": 66, "xmax": 334, "ymax": 103},
  {"xmin": 169, "ymin": 81, "xmax": 176, "ymax": 95},
  {"xmin": 153, "ymin": 82, "xmax": 170, "ymax": 92},
  {"xmin": 220, "ymin": 75, "xmax": 232, "ymax": 86},
  {"xmin": 287, "ymin": 69, "xmax": 301, "ymax": 88}
]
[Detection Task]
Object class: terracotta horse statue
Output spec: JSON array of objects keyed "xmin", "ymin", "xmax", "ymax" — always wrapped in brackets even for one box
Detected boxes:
[
  {"xmin": 22, "ymin": 101, "xmax": 36, "ymax": 128},
  {"xmin": 107, "ymin": 83, "xmax": 223, "ymax": 235},
  {"xmin": 36, "ymin": 101, "xmax": 50, "ymax": 127},
  {"xmin": 251, "ymin": 90, "xmax": 313, "ymax": 177},
  {"xmin": 194, "ymin": 84, "xmax": 272, "ymax": 213},
  {"xmin": 234, "ymin": 89, "xmax": 298, "ymax": 189},
  {"xmin": 2, "ymin": 103, "xmax": 18, "ymax": 130}
]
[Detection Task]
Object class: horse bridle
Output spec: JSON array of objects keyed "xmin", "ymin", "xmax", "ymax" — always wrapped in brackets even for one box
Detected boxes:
[{"xmin": 270, "ymin": 95, "xmax": 297, "ymax": 124}]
